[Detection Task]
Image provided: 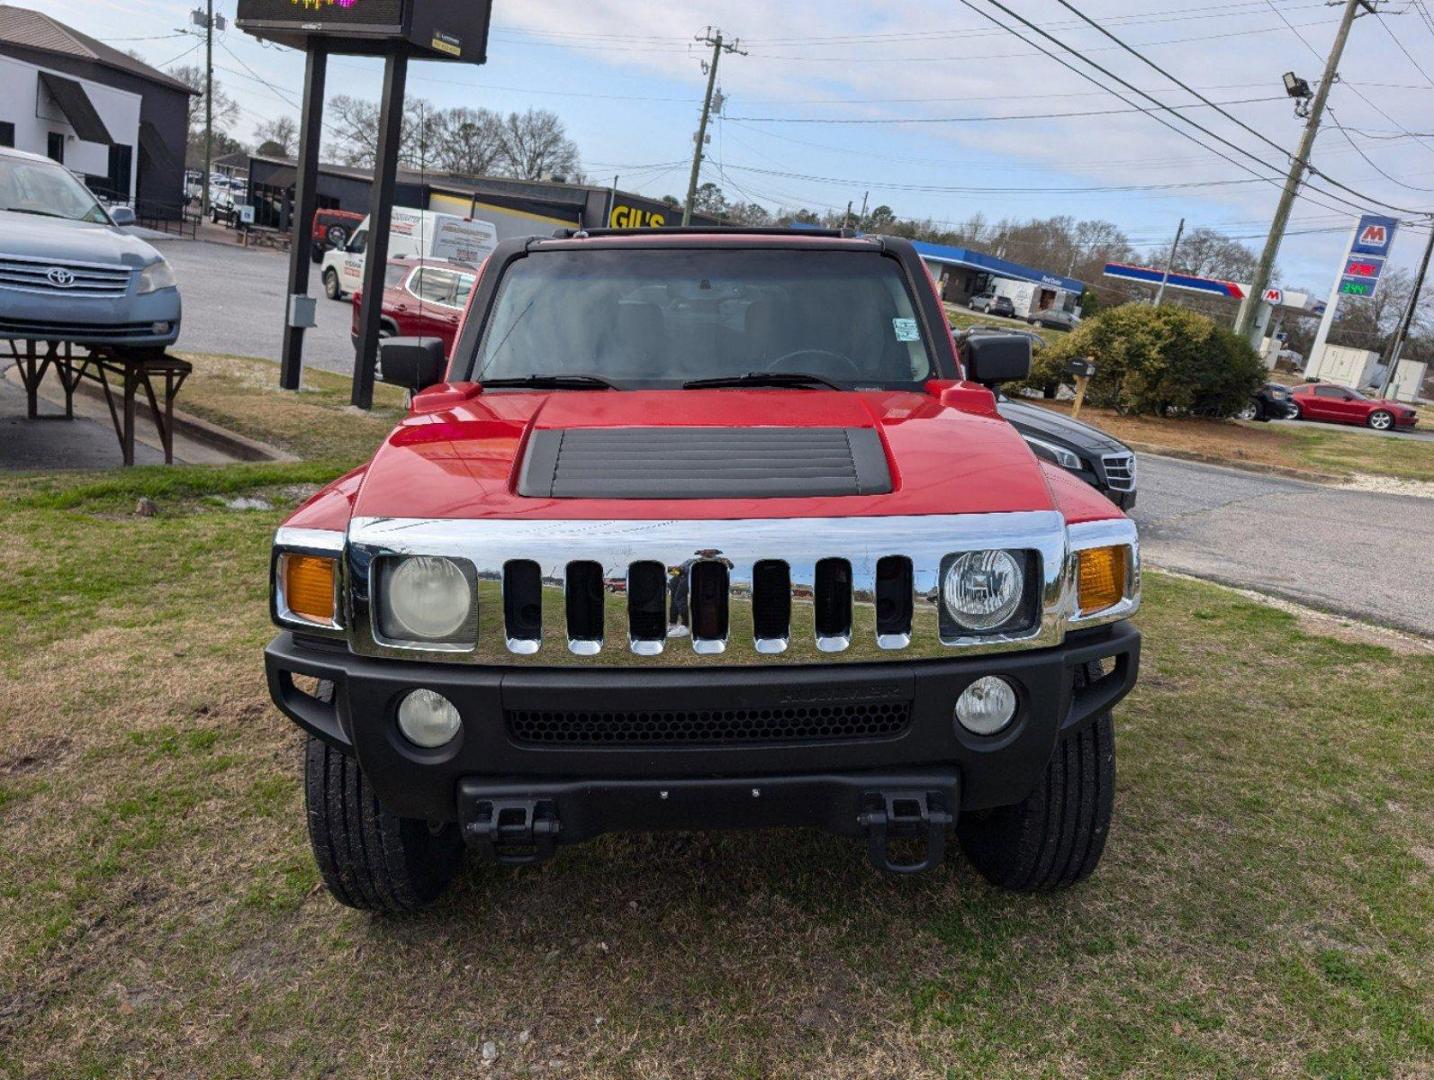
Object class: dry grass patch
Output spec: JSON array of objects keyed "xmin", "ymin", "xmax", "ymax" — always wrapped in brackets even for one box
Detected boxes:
[
  {"xmin": 1, "ymin": 462, "xmax": 1430, "ymax": 1079},
  {"xmin": 1019, "ymin": 400, "xmax": 1434, "ymax": 483}
]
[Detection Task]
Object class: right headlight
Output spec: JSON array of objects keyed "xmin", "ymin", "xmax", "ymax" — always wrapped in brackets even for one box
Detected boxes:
[
  {"xmin": 942, "ymin": 550, "xmax": 1026, "ymax": 632},
  {"xmin": 1023, "ymin": 435, "xmax": 1082, "ymax": 471},
  {"xmin": 376, "ymin": 556, "xmax": 476, "ymax": 646}
]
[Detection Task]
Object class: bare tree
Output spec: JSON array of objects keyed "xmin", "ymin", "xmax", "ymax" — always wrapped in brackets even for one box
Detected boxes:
[
  {"xmin": 325, "ymin": 94, "xmax": 380, "ymax": 168},
  {"xmin": 254, "ymin": 114, "xmax": 298, "ymax": 158},
  {"xmin": 433, "ymin": 107, "xmax": 505, "ymax": 177},
  {"xmin": 169, "ymin": 64, "xmax": 241, "ymax": 166},
  {"xmin": 1161, "ymin": 226, "xmax": 1263, "ymax": 282},
  {"xmin": 497, "ymin": 109, "xmax": 580, "ymax": 181}
]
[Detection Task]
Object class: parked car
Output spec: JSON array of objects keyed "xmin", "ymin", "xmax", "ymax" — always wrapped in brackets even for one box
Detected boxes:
[
  {"xmin": 309, "ymin": 208, "xmax": 365, "ymax": 264},
  {"xmin": 1030, "ymin": 308, "xmax": 1079, "ymax": 332},
  {"xmin": 265, "ymin": 226, "xmax": 1142, "ymax": 911},
  {"xmin": 0, "ymin": 146, "xmax": 179, "ymax": 354},
  {"xmin": 996, "ymin": 394, "xmax": 1137, "ymax": 509},
  {"xmin": 969, "ymin": 290, "xmax": 1016, "ymax": 319},
  {"xmin": 1289, "ymin": 383, "xmax": 1418, "ymax": 431},
  {"xmin": 321, "ymin": 207, "xmax": 497, "ymax": 300},
  {"xmin": 1238, "ymin": 382, "xmax": 1297, "ymax": 422},
  {"xmin": 350, "ymin": 258, "xmax": 476, "ymax": 356}
]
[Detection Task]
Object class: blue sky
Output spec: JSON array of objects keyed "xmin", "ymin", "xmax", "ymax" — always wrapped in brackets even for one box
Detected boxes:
[{"xmin": 48, "ymin": 0, "xmax": 1434, "ymax": 291}]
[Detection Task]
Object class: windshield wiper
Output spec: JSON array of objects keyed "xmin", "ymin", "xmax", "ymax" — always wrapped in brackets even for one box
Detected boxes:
[
  {"xmin": 1, "ymin": 207, "xmax": 67, "ymax": 219},
  {"xmin": 481, "ymin": 373, "xmax": 618, "ymax": 390},
  {"xmin": 683, "ymin": 371, "xmax": 841, "ymax": 391}
]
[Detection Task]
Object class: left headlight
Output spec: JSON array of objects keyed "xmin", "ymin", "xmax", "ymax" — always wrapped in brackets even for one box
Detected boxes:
[
  {"xmin": 136, "ymin": 258, "xmax": 176, "ymax": 294},
  {"xmin": 376, "ymin": 556, "xmax": 476, "ymax": 646},
  {"xmin": 1023, "ymin": 435, "xmax": 1082, "ymax": 471},
  {"xmin": 942, "ymin": 550, "xmax": 1026, "ymax": 632}
]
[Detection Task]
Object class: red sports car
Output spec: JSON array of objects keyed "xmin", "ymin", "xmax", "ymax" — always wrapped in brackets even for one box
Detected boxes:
[
  {"xmin": 351, "ymin": 258, "xmax": 477, "ymax": 357},
  {"xmin": 1290, "ymin": 383, "xmax": 1419, "ymax": 432}
]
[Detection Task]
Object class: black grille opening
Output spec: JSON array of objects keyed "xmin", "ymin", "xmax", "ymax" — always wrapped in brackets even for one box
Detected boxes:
[
  {"xmin": 628, "ymin": 561, "xmax": 667, "ymax": 641},
  {"xmin": 565, "ymin": 561, "xmax": 605, "ymax": 643},
  {"xmin": 507, "ymin": 699, "xmax": 913, "ymax": 746},
  {"xmin": 815, "ymin": 558, "xmax": 852, "ymax": 640},
  {"xmin": 503, "ymin": 560, "xmax": 542, "ymax": 643},
  {"xmin": 752, "ymin": 559, "xmax": 791, "ymax": 641},
  {"xmin": 690, "ymin": 561, "xmax": 729, "ymax": 641},
  {"xmin": 876, "ymin": 556, "xmax": 914, "ymax": 638}
]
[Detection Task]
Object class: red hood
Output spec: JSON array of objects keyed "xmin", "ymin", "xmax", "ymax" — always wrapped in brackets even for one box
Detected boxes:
[{"xmin": 349, "ymin": 386, "xmax": 1056, "ymax": 521}]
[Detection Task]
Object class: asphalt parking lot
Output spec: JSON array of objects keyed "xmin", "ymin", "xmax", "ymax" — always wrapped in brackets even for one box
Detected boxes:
[
  {"xmin": 158, "ymin": 235, "xmax": 358, "ymax": 375},
  {"xmin": 1132, "ymin": 454, "xmax": 1434, "ymax": 637}
]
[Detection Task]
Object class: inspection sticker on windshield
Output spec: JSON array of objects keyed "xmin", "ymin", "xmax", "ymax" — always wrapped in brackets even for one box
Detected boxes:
[{"xmin": 892, "ymin": 318, "xmax": 920, "ymax": 342}]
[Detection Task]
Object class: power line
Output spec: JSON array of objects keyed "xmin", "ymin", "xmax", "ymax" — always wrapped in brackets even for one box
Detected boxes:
[
  {"xmin": 1372, "ymin": 6, "xmax": 1434, "ymax": 86},
  {"xmin": 726, "ymin": 94, "xmax": 1287, "ymax": 125},
  {"xmin": 1326, "ymin": 106, "xmax": 1434, "ymax": 191},
  {"xmin": 1048, "ymin": 0, "xmax": 1429, "ymax": 216}
]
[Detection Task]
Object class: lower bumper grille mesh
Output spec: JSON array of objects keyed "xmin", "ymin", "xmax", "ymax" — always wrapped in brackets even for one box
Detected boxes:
[{"xmin": 507, "ymin": 700, "xmax": 913, "ymax": 746}]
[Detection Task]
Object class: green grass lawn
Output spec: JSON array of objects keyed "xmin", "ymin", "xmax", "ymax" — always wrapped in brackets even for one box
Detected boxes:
[{"xmin": 0, "ymin": 456, "xmax": 1430, "ymax": 1078}]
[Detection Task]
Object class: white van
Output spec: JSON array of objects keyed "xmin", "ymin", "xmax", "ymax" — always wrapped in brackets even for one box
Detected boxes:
[{"xmin": 320, "ymin": 207, "xmax": 498, "ymax": 300}]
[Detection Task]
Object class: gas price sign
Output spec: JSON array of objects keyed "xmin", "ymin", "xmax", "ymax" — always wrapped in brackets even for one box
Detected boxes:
[{"xmin": 1337, "ymin": 215, "xmax": 1397, "ymax": 298}]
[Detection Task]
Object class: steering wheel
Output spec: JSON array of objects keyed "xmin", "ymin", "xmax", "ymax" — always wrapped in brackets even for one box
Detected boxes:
[{"xmin": 765, "ymin": 348, "xmax": 862, "ymax": 377}]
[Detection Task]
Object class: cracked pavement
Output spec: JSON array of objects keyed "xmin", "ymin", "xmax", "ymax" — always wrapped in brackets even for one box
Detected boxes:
[{"xmin": 1130, "ymin": 454, "xmax": 1434, "ymax": 637}]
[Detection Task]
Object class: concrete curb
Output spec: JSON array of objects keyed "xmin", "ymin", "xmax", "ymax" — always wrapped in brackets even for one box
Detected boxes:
[
  {"xmin": 3, "ymin": 365, "xmax": 296, "ymax": 463},
  {"xmin": 1124, "ymin": 441, "xmax": 1345, "ymax": 485}
]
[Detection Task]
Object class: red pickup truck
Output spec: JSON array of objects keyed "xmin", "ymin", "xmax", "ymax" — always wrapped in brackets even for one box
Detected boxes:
[{"xmin": 265, "ymin": 228, "xmax": 1141, "ymax": 911}]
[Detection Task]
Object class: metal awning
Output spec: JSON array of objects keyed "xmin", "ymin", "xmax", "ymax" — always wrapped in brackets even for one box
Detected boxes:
[
  {"xmin": 37, "ymin": 71, "xmax": 112, "ymax": 145},
  {"xmin": 137, "ymin": 120, "xmax": 175, "ymax": 171}
]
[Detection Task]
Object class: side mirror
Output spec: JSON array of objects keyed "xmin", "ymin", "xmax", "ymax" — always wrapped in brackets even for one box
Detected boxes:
[
  {"xmin": 964, "ymin": 334, "xmax": 1032, "ymax": 385},
  {"xmin": 379, "ymin": 337, "xmax": 446, "ymax": 392},
  {"xmin": 109, "ymin": 205, "xmax": 136, "ymax": 227}
]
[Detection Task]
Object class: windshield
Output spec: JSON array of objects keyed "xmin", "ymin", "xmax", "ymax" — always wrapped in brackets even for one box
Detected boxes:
[
  {"xmin": 0, "ymin": 157, "xmax": 109, "ymax": 223},
  {"xmin": 470, "ymin": 248, "xmax": 937, "ymax": 388}
]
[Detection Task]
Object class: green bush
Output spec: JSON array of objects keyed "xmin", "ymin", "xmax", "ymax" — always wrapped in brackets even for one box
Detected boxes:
[{"xmin": 1025, "ymin": 304, "xmax": 1266, "ymax": 418}]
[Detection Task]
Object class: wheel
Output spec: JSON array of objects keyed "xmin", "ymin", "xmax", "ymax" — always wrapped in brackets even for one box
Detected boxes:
[
  {"xmin": 303, "ymin": 704, "xmax": 463, "ymax": 912},
  {"xmin": 310, "ymin": 246, "xmax": 324, "ymax": 264},
  {"xmin": 326, "ymin": 224, "xmax": 350, "ymax": 249},
  {"xmin": 378, "ymin": 319, "xmax": 398, "ymax": 339},
  {"xmin": 1368, "ymin": 409, "xmax": 1394, "ymax": 431},
  {"xmin": 958, "ymin": 664, "xmax": 1114, "ymax": 891},
  {"xmin": 1237, "ymin": 401, "xmax": 1260, "ymax": 421},
  {"xmin": 1288, "ymin": 401, "xmax": 1303, "ymax": 421},
  {"xmin": 323, "ymin": 268, "xmax": 342, "ymax": 301}
]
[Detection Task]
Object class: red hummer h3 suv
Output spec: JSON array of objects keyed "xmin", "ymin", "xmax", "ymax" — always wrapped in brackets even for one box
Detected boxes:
[{"xmin": 265, "ymin": 228, "xmax": 1141, "ymax": 912}]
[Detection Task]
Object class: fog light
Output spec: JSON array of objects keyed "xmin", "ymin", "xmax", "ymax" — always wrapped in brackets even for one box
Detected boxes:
[
  {"xmin": 955, "ymin": 676, "xmax": 1018, "ymax": 735},
  {"xmin": 397, "ymin": 689, "xmax": 461, "ymax": 748},
  {"xmin": 151, "ymin": 321, "xmax": 172, "ymax": 334}
]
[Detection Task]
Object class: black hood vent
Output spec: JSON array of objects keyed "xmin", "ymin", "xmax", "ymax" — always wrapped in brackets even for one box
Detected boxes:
[{"xmin": 517, "ymin": 426, "xmax": 892, "ymax": 500}]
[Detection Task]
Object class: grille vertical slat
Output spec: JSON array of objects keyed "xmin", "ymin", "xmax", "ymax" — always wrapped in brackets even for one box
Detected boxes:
[
  {"xmin": 876, "ymin": 556, "xmax": 914, "ymax": 646},
  {"xmin": 814, "ymin": 558, "xmax": 853, "ymax": 651},
  {"xmin": 502, "ymin": 560, "xmax": 543, "ymax": 653},
  {"xmin": 689, "ymin": 562, "xmax": 730, "ymax": 653},
  {"xmin": 627, "ymin": 561, "xmax": 667, "ymax": 651},
  {"xmin": 752, "ymin": 560, "xmax": 791, "ymax": 651},
  {"xmin": 565, "ymin": 561, "xmax": 605, "ymax": 653}
]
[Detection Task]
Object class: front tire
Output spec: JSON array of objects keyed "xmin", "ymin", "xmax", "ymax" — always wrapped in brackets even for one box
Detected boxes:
[
  {"xmin": 323, "ymin": 268, "xmax": 342, "ymax": 301},
  {"xmin": 1368, "ymin": 409, "xmax": 1394, "ymax": 431},
  {"xmin": 958, "ymin": 667, "xmax": 1114, "ymax": 891},
  {"xmin": 304, "ymin": 733, "xmax": 464, "ymax": 912}
]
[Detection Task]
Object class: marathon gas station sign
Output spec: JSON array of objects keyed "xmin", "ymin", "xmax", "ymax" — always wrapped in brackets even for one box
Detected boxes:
[{"xmin": 1337, "ymin": 215, "xmax": 1398, "ymax": 298}]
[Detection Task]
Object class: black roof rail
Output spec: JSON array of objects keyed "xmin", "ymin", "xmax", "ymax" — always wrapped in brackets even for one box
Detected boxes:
[{"xmin": 548, "ymin": 225, "xmax": 865, "ymax": 240}]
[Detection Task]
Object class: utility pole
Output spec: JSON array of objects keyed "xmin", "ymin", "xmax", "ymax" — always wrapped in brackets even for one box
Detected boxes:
[
  {"xmin": 1154, "ymin": 217, "xmax": 1185, "ymax": 306},
  {"xmin": 1378, "ymin": 222, "xmax": 1434, "ymax": 399},
  {"xmin": 1234, "ymin": 0, "xmax": 1372, "ymax": 344},
  {"xmin": 201, "ymin": 0, "xmax": 214, "ymax": 219},
  {"xmin": 682, "ymin": 27, "xmax": 744, "ymax": 226},
  {"xmin": 844, "ymin": 200, "xmax": 853, "ymax": 230}
]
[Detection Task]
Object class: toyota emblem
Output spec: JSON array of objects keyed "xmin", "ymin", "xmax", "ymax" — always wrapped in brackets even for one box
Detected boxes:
[{"xmin": 46, "ymin": 267, "xmax": 76, "ymax": 288}]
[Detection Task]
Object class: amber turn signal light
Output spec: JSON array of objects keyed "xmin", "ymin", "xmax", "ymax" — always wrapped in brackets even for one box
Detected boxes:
[
  {"xmin": 1077, "ymin": 546, "xmax": 1127, "ymax": 614},
  {"xmin": 283, "ymin": 554, "xmax": 337, "ymax": 625}
]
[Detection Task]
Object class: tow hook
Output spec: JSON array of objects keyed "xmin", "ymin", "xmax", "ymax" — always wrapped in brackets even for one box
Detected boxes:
[
  {"xmin": 858, "ymin": 791, "xmax": 953, "ymax": 874},
  {"xmin": 463, "ymin": 798, "xmax": 562, "ymax": 866}
]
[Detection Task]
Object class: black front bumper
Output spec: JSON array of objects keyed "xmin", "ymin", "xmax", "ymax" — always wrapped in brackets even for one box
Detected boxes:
[{"xmin": 266, "ymin": 623, "xmax": 1140, "ymax": 841}]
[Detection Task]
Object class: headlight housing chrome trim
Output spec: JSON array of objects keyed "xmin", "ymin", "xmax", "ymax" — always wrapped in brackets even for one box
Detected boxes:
[{"xmin": 270, "ymin": 526, "xmax": 346, "ymax": 637}]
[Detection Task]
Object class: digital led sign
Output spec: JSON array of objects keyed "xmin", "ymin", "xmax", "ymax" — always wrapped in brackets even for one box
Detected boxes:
[{"xmin": 236, "ymin": 0, "xmax": 490, "ymax": 62}]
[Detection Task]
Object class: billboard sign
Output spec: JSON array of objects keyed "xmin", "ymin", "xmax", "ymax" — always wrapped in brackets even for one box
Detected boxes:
[{"xmin": 1339, "ymin": 215, "xmax": 1398, "ymax": 297}]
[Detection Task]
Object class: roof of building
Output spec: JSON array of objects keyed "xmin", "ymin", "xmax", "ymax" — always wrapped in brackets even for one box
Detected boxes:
[
  {"xmin": 913, "ymin": 239, "xmax": 1086, "ymax": 296},
  {"xmin": 0, "ymin": 5, "xmax": 197, "ymax": 95}
]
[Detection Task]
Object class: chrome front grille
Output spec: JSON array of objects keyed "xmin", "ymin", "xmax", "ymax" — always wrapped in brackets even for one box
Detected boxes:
[
  {"xmin": 342, "ymin": 513, "xmax": 1078, "ymax": 667},
  {"xmin": 0, "ymin": 254, "xmax": 132, "ymax": 296},
  {"xmin": 1101, "ymin": 453, "xmax": 1137, "ymax": 492}
]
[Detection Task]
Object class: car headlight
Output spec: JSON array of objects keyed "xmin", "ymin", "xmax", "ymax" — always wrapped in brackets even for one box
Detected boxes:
[
  {"xmin": 136, "ymin": 258, "xmax": 176, "ymax": 294},
  {"xmin": 377, "ymin": 556, "xmax": 475, "ymax": 645},
  {"xmin": 942, "ymin": 550, "xmax": 1026, "ymax": 632},
  {"xmin": 1023, "ymin": 435, "xmax": 1082, "ymax": 471}
]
